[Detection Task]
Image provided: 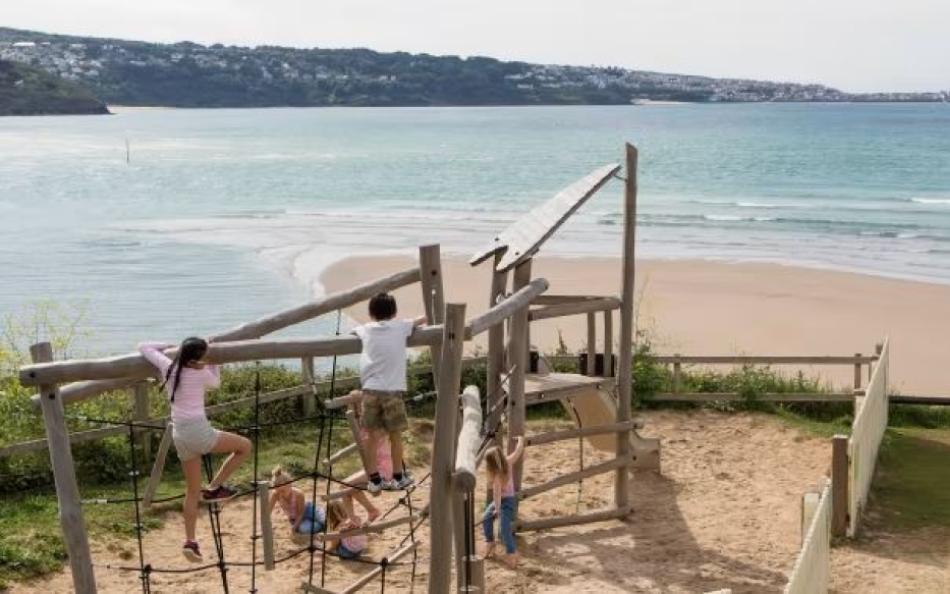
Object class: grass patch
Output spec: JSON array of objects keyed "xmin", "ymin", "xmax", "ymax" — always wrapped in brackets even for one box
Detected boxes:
[{"xmin": 868, "ymin": 427, "xmax": 950, "ymax": 531}]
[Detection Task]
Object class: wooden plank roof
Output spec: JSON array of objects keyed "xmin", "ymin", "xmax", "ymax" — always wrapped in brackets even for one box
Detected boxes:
[{"xmin": 469, "ymin": 163, "xmax": 621, "ymax": 272}]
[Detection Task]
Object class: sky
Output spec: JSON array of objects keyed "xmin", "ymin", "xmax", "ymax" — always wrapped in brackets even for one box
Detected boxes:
[{"xmin": 3, "ymin": 0, "xmax": 948, "ymax": 93}]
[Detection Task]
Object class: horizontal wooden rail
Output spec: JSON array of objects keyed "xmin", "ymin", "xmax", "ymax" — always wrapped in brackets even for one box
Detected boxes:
[
  {"xmin": 324, "ymin": 443, "xmax": 359, "ymax": 466},
  {"xmin": 516, "ymin": 505, "xmax": 632, "ymax": 532},
  {"xmin": 21, "ymin": 326, "xmax": 443, "ymax": 386},
  {"xmin": 525, "ymin": 420, "xmax": 642, "ymax": 447},
  {"xmin": 0, "ymin": 425, "xmax": 127, "ymax": 458},
  {"xmin": 313, "ymin": 508, "xmax": 427, "ymax": 540},
  {"xmin": 517, "ymin": 456, "xmax": 632, "ymax": 500},
  {"xmin": 467, "ymin": 278, "xmax": 549, "ymax": 337},
  {"xmin": 651, "ymin": 355, "xmax": 879, "ymax": 365},
  {"xmin": 28, "ymin": 266, "xmax": 421, "ymax": 406},
  {"xmin": 528, "ymin": 297, "xmax": 621, "ymax": 322},
  {"xmin": 651, "ymin": 392, "xmax": 855, "ymax": 404},
  {"xmin": 532, "ymin": 294, "xmax": 610, "ymax": 305}
]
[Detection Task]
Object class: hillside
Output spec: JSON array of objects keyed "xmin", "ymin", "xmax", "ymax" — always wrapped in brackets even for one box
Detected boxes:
[
  {"xmin": 0, "ymin": 58, "xmax": 108, "ymax": 115},
  {"xmin": 2, "ymin": 27, "xmax": 945, "ymax": 109}
]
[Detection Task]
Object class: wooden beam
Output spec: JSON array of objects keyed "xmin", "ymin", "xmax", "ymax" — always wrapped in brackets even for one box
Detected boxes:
[
  {"xmin": 532, "ymin": 294, "xmax": 609, "ymax": 305},
  {"xmin": 301, "ymin": 356, "xmax": 317, "ymax": 417},
  {"xmin": 586, "ymin": 312, "xmax": 597, "ymax": 376},
  {"xmin": 259, "ymin": 482, "xmax": 275, "ymax": 570},
  {"xmin": 484, "ymin": 251, "xmax": 508, "ymax": 505},
  {"xmin": 467, "ymin": 277, "xmax": 549, "ymax": 337},
  {"xmin": 615, "ymin": 142, "xmax": 638, "ymax": 510},
  {"xmin": 853, "ymin": 353, "xmax": 863, "ymax": 391},
  {"xmin": 525, "ymin": 420, "xmax": 641, "ymax": 447},
  {"xmin": 34, "ymin": 266, "xmax": 422, "ymax": 406},
  {"xmin": 528, "ymin": 297, "xmax": 621, "ymax": 323},
  {"xmin": 324, "ymin": 443, "xmax": 359, "ymax": 466},
  {"xmin": 518, "ymin": 456, "xmax": 633, "ymax": 500},
  {"xmin": 0, "ymin": 424, "xmax": 127, "ymax": 458},
  {"xmin": 603, "ymin": 310, "xmax": 613, "ymax": 377},
  {"xmin": 419, "ymin": 244, "xmax": 446, "ymax": 382},
  {"xmin": 345, "ymin": 409, "xmax": 371, "ymax": 476},
  {"xmin": 516, "ymin": 505, "xmax": 632, "ymax": 532},
  {"xmin": 508, "ymin": 260, "xmax": 531, "ymax": 494},
  {"xmin": 428, "ymin": 303, "xmax": 466, "ymax": 594},
  {"xmin": 470, "ymin": 163, "xmax": 621, "ymax": 271},
  {"xmin": 132, "ymin": 382, "xmax": 152, "ymax": 460},
  {"xmin": 649, "ymin": 355, "xmax": 879, "ymax": 365},
  {"xmin": 454, "ymin": 386, "xmax": 482, "ymax": 492},
  {"xmin": 650, "ymin": 392, "xmax": 855, "ymax": 403},
  {"xmin": 31, "ymin": 343, "xmax": 97, "ymax": 593},
  {"xmin": 315, "ymin": 511, "xmax": 426, "ymax": 540},
  {"xmin": 21, "ymin": 326, "xmax": 443, "ymax": 386},
  {"xmin": 142, "ymin": 422, "xmax": 172, "ymax": 508}
]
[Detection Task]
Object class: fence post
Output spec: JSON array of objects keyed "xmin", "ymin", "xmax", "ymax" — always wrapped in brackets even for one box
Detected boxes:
[
  {"xmin": 853, "ymin": 353, "xmax": 862, "ymax": 391},
  {"xmin": 31, "ymin": 342, "xmax": 97, "ymax": 593},
  {"xmin": 603, "ymin": 310, "xmax": 614, "ymax": 377},
  {"xmin": 831, "ymin": 434, "xmax": 849, "ymax": 537},
  {"xmin": 508, "ymin": 259, "xmax": 531, "ymax": 493},
  {"xmin": 419, "ymin": 244, "xmax": 445, "ymax": 383},
  {"xmin": 672, "ymin": 355, "xmax": 682, "ymax": 394},
  {"xmin": 484, "ymin": 251, "xmax": 509, "ymax": 504},
  {"xmin": 301, "ymin": 356, "xmax": 316, "ymax": 416},
  {"xmin": 586, "ymin": 312, "xmax": 597, "ymax": 376},
  {"xmin": 428, "ymin": 303, "xmax": 466, "ymax": 594},
  {"xmin": 132, "ymin": 381, "xmax": 151, "ymax": 461}
]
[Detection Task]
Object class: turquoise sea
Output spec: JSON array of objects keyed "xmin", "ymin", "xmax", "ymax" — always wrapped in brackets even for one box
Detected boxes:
[{"xmin": 1, "ymin": 104, "xmax": 949, "ymax": 355}]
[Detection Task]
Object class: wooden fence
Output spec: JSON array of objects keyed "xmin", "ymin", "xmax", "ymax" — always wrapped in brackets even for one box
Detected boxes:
[
  {"xmin": 846, "ymin": 339, "xmax": 889, "ymax": 536},
  {"xmin": 784, "ymin": 481, "xmax": 833, "ymax": 594}
]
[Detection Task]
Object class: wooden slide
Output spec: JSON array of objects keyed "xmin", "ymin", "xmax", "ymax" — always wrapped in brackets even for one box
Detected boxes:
[{"xmin": 562, "ymin": 386, "xmax": 661, "ymax": 472}]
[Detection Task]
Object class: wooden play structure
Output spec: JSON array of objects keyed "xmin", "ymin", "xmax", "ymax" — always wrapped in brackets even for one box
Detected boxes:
[{"xmin": 18, "ymin": 143, "xmax": 662, "ymax": 593}]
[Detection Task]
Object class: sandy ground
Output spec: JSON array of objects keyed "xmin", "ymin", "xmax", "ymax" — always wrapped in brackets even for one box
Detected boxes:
[
  {"xmin": 831, "ymin": 526, "xmax": 950, "ymax": 594},
  {"xmin": 321, "ymin": 255, "xmax": 950, "ymax": 396},
  {"xmin": 12, "ymin": 410, "xmax": 832, "ymax": 594}
]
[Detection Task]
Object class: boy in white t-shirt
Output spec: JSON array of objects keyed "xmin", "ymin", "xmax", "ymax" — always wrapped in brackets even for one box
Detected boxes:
[{"xmin": 353, "ymin": 292, "xmax": 425, "ymax": 493}]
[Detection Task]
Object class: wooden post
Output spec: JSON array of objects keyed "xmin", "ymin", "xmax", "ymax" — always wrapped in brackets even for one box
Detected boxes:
[
  {"xmin": 143, "ymin": 422, "xmax": 172, "ymax": 508},
  {"xmin": 614, "ymin": 143, "xmax": 638, "ymax": 512},
  {"xmin": 419, "ymin": 244, "xmax": 446, "ymax": 382},
  {"xmin": 672, "ymin": 355, "xmax": 682, "ymax": 394},
  {"xmin": 132, "ymin": 381, "xmax": 151, "ymax": 460},
  {"xmin": 428, "ymin": 303, "xmax": 466, "ymax": 594},
  {"xmin": 586, "ymin": 312, "xmax": 597, "ymax": 376},
  {"xmin": 485, "ymin": 252, "xmax": 508, "ymax": 503},
  {"xmin": 831, "ymin": 434, "xmax": 849, "ymax": 537},
  {"xmin": 345, "ymin": 408, "xmax": 371, "ymax": 473},
  {"xmin": 853, "ymin": 353, "xmax": 862, "ymax": 391},
  {"xmin": 603, "ymin": 310, "xmax": 613, "ymax": 377},
  {"xmin": 508, "ymin": 259, "xmax": 532, "ymax": 493},
  {"xmin": 301, "ymin": 356, "xmax": 316, "ymax": 416},
  {"xmin": 31, "ymin": 342, "xmax": 96, "ymax": 593},
  {"xmin": 259, "ymin": 482, "xmax": 275, "ymax": 570},
  {"xmin": 459, "ymin": 555, "xmax": 485, "ymax": 593}
]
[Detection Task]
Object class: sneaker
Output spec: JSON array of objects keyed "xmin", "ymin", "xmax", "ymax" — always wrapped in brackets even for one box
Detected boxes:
[
  {"xmin": 183, "ymin": 540, "xmax": 202, "ymax": 562},
  {"xmin": 391, "ymin": 474, "xmax": 415, "ymax": 490},
  {"xmin": 366, "ymin": 479, "xmax": 384, "ymax": 494},
  {"xmin": 201, "ymin": 484, "xmax": 238, "ymax": 503}
]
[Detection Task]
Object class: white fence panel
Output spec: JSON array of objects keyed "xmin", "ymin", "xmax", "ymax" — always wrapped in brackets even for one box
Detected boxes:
[
  {"xmin": 784, "ymin": 482, "xmax": 833, "ymax": 594},
  {"xmin": 847, "ymin": 339, "xmax": 889, "ymax": 536}
]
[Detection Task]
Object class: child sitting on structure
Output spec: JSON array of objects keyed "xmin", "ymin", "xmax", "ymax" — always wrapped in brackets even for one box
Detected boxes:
[
  {"xmin": 139, "ymin": 338, "xmax": 252, "ymax": 563},
  {"xmin": 351, "ymin": 293, "xmax": 425, "ymax": 493},
  {"xmin": 269, "ymin": 465, "xmax": 326, "ymax": 535},
  {"xmin": 482, "ymin": 436, "xmax": 525, "ymax": 568},
  {"xmin": 324, "ymin": 500, "xmax": 368, "ymax": 560}
]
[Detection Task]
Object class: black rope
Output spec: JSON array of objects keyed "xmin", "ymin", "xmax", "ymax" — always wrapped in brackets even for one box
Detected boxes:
[
  {"xmin": 203, "ymin": 455, "xmax": 230, "ymax": 594},
  {"xmin": 249, "ymin": 366, "xmax": 261, "ymax": 594},
  {"xmin": 380, "ymin": 557, "xmax": 388, "ymax": 594},
  {"xmin": 127, "ymin": 424, "xmax": 151, "ymax": 594}
]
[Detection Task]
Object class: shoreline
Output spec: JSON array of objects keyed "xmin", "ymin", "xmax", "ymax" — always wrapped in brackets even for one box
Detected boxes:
[{"xmin": 321, "ymin": 253, "xmax": 950, "ymax": 396}]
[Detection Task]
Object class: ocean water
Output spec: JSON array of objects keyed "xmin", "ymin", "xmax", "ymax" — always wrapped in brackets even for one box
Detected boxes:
[{"xmin": 1, "ymin": 104, "xmax": 949, "ymax": 355}]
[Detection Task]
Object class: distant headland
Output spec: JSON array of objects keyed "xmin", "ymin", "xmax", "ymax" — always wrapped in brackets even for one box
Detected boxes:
[{"xmin": 0, "ymin": 26, "xmax": 947, "ymax": 113}]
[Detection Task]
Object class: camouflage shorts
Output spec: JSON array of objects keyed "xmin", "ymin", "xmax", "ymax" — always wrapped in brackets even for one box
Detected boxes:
[{"xmin": 361, "ymin": 390, "xmax": 408, "ymax": 433}]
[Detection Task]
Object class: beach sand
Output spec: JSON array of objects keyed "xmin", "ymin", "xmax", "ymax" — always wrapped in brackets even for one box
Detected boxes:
[{"xmin": 322, "ymin": 255, "xmax": 950, "ymax": 396}]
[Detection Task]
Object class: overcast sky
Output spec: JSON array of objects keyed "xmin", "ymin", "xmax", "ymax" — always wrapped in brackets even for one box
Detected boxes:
[{"xmin": 4, "ymin": 0, "xmax": 948, "ymax": 93}]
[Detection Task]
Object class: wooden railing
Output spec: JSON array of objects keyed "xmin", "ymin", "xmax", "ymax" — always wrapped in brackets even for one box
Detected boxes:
[{"xmin": 784, "ymin": 480, "xmax": 833, "ymax": 594}]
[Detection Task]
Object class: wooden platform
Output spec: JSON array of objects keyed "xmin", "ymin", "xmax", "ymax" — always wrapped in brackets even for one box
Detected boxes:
[{"xmin": 524, "ymin": 372, "xmax": 614, "ymax": 404}]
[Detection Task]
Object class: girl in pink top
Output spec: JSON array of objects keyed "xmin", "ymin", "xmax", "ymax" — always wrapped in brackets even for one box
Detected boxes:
[
  {"xmin": 139, "ymin": 337, "xmax": 252, "ymax": 563},
  {"xmin": 325, "ymin": 500, "xmax": 368, "ymax": 560},
  {"xmin": 482, "ymin": 436, "xmax": 524, "ymax": 568}
]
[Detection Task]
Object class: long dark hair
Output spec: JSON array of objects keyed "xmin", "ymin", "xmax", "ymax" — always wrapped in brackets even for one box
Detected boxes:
[{"xmin": 161, "ymin": 337, "xmax": 209, "ymax": 403}]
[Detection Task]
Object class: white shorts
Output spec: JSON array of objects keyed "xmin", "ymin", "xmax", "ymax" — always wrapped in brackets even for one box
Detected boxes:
[{"xmin": 172, "ymin": 418, "xmax": 220, "ymax": 462}]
